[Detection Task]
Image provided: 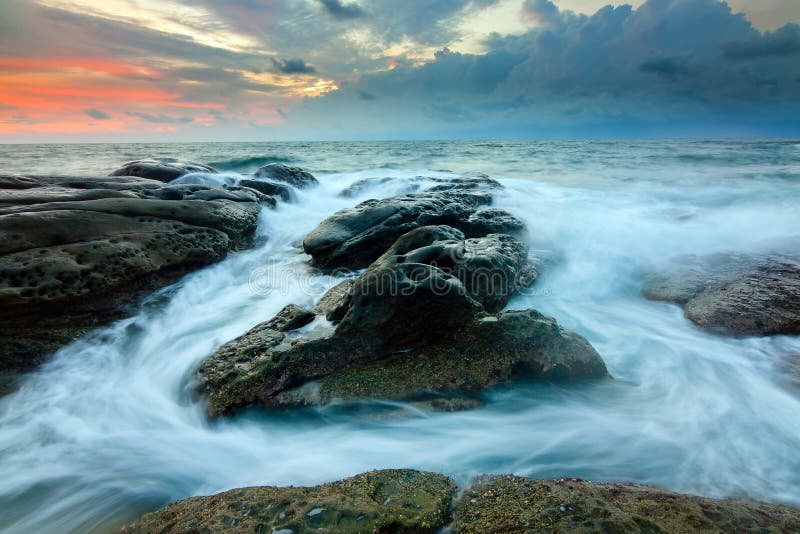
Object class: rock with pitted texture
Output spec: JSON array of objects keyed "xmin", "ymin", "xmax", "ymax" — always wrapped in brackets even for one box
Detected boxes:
[
  {"xmin": 643, "ymin": 252, "xmax": 800, "ymax": 336},
  {"xmin": 0, "ymin": 174, "xmax": 266, "ymax": 391},
  {"xmin": 254, "ymin": 163, "xmax": 318, "ymax": 189},
  {"xmin": 452, "ymin": 475, "xmax": 800, "ymax": 533},
  {"xmin": 110, "ymin": 158, "xmax": 217, "ymax": 182},
  {"xmin": 121, "ymin": 469, "xmax": 455, "ymax": 534},
  {"xmin": 302, "ymin": 190, "xmax": 501, "ymax": 269}
]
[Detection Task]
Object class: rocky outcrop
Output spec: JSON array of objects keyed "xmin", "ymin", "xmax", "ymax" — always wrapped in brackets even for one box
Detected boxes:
[
  {"xmin": 337, "ymin": 173, "xmax": 502, "ymax": 198},
  {"xmin": 110, "ymin": 158, "xmax": 217, "ymax": 182},
  {"xmin": 0, "ymin": 174, "xmax": 267, "ymax": 392},
  {"xmin": 195, "ymin": 225, "xmax": 601, "ymax": 417},
  {"xmin": 453, "ymin": 475, "xmax": 800, "ymax": 533},
  {"xmin": 254, "ymin": 163, "xmax": 318, "ymax": 189},
  {"xmin": 238, "ymin": 178, "xmax": 293, "ymax": 202},
  {"xmin": 643, "ymin": 253, "xmax": 800, "ymax": 336},
  {"xmin": 123, "ymin": 470, "xmax": 800, "ymax": 533},
  {"xmin": 121, "ymin": 470, "xmax": 455, "ymax": 534},
  {"xmin": 302, "ymin": 190, "xmax": 523, "ymax": 270},
  {"xmin": 272, "ymin": 310, "xmax": 607, "ymax": 410}
]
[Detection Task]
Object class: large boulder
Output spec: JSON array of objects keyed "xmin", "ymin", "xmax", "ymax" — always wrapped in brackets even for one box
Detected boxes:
[
  {"xmin": 452, "ymin": 475, "xmax": 800, "ymax": 533},
  {"xmin": 123, "ymin": 471, "xmax": 800, "ymax": 533},
  {"xmin": 272, "ymin": 310, "xmax": 608, "ymax": 410},
  {"xmin": 122, "ymin": 469, "xmax": 455, "ymax": 534},
  {"xmin": 643, "ymin": 253, "xmax": 800, "ymax": 336},
  {"xmin": 238, "ymin": 178, "xmax": 293, "ymax": 202},
  {"xmin": 0, "ymin": 174, "xmax": 265, "ymax": 392},
  {"xmin": 302, "ymin": 190, "xmax": 524, "ymax": 269},
  {"xmin": 110, "ymin": 158, "xmax": 217, "ymax": 182},
  {"xmin": 254, "ymin": 163, "xmax": 318, "ymax": 189}
]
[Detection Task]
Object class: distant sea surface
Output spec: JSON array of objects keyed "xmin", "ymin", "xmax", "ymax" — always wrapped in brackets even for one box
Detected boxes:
[{"xmin": 1, "ymin": 139, "xmax": 800, "ymax": 533}]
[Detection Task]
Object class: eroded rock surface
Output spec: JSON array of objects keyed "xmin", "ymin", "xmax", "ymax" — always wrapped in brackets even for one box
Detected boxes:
[
  {"xmin": 0, "ymin": 174, "xmax": 266, "ymax": 391},
  {"xmin": 302, "ymin": 190, "xmax": 523, "ymax": 269},
  {"xmin": 453, "ymin": 475, "xmax": 800, "ymax": 533},
  {"xmin": 110, "ymin": 158, "xmax": 217, "ymax": 182},
  {"xmin": 254, "ymin": 163, "xmax": 318, "ymax": 189},
  {"xmin": 643, "ymin": 253, "xmax": 800, "ymax": 336},
  {"xmin": 123, "ymin": 471, "xmax": 800, "ymax": 534},
  {"xmin": 121, "ymin": 469, "xmax": 455, "ymax": 534}
]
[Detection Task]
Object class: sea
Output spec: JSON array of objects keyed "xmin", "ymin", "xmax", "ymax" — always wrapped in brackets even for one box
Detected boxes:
[{"xmin": 0, "ymin": 140, "xmax": 799, "ymax": 532}]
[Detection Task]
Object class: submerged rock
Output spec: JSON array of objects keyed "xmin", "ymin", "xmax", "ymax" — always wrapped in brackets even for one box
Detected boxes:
[
  {"xmin": 643, "ymin": 253, "xmax": 800, "ymax": 336},
  {"xmin": 121, "ymin": 469, "xmax": 455, "ymax": 534},
  {"xmin": 110, "ymin": 158, "xmax": 217, "ymax": 182},
  {"xmin": 302, "ymin": 190, "xmax": 525, "ymax": 269},
  {"xmin": 0, "ymin": 174, "xmax": 265, "ymax": 389},
  {"xmin": 254, "ymin": 163, "xmax": 318, "ymax": 189},
  {"xmin": 338, "ymin": 174, "xmax": 503, "ymax": 198},
  {"xmin": 452, "ymin": 475, "xmax": 800, "ymax": 533}
]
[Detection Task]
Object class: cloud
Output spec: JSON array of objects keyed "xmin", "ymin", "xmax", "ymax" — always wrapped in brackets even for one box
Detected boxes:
[
  {"xmin": 317, "ymin": 0, "xmax": 365, "ymax": 19},
  {"xmin": 282, "ymin": 0, "xmax": 800, "ymax": 138},
  {"xmin": 270, "ymin": 57, "xmax": 316, "ymax": 74},
  {"xmin": 126, "ymin": 112, "xmax": 194, "ymax": 124},
  {"xmin": 85, "ymin": 109, "xmax": 111, "ymax": 120},
  {"xmin": 521, "ymin": 0, "xmax": 560, "ymax": 25},
  {"xmin": 722, "ymin": 23, "xmax": 800, "ymax": 59}
]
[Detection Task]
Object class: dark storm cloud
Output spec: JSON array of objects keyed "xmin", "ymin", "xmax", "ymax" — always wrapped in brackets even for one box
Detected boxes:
[
  {"xmin": 317, "ymin": 0, "xmax": 365, "ymax": 19},
  {"xmin": 722, "ymin": 24, "xmax": 800, "ymax": 59},
  {"xmin": 85, "ymin": 109, "xmax": 111, "ymax": 120},
  {"xmin": 127, "ymin": 112, "xmax": 194, "ymax": 124},
  {"xmin": 270, "ymin": 58, "xmax": 316, "ymax": 74},
  {"xmin": 284, "ymin": 0, "xmax": 800, "ymax": 138}
]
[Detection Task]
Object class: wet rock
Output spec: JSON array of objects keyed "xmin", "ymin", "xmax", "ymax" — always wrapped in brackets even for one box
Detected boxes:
[
  {"xmin": 461, "ymin": 208, "xmax": 525, "ymax": 238},
  {"xmin": 121, "ymin": 469, "xmax": 455, "ymax": 534},
  {"xmin": 452, "ymin": 475, "xmax": 800, "ymax": 533},
  {"xmin": 0, "ymin": 174, "xmax": 263, "ymax": 387},
  {"xmin": 272, "ymin": 310, "xmax": 608, "ymax": 409},
  {"xmin": 110, "ymin": 158, "xmax": 217, "ymax": 182},
  {"xmin": 254, "ymin": 163, "xmax": 318, "ymax": 189},
  {"xmin": 643, "ymin": 253, "xmax": 800, "ymax": 336},
  {"xmin": 314, "ymin": 278, "xmax": 355, "ymax": 322},
  {"xmin": 338, "ymin": 174, "xmax": 502, "ymax": 198},
  {"xmin": 239, "ymin": 178, "xmax": 293, "ymax": 202},
  {"xmin": 302, "ymin": 190, "xmax": 496, "ymax": 269}
]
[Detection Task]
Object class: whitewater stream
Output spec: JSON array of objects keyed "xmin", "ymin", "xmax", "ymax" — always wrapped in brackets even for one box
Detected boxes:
[{"xmin": 0, "ymin": 140, "xmax": 799, "ymax": 532}]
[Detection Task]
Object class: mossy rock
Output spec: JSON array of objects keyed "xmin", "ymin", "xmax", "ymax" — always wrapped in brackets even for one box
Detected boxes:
[
  {"xmin": 121, "ymin": 469, "xmax": 455, "ymax": 534},
  {"xmin": 452, "ymin": 475, "xmax": 800, "ymax": 533}
]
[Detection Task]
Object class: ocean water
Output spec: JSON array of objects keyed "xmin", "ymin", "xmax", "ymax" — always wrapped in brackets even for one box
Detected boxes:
[{"xmin": 0, "ymin": 140, "xmax": 799, "ymax": 532}]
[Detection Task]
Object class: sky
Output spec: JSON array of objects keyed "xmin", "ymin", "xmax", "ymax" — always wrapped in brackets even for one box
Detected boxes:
[{"xmin": 0, "ymin": 0, "xmax": 799, "ymax": 142}]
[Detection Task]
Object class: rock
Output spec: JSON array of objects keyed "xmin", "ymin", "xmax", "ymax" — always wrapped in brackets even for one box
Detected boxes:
[
  {"xmin": 314, "ymin": 279, "xmax": 355, "ymax": 321},
  {"xmin": 0, "ymin": 174, "xmax": 263, "ymax": 388},
  {"xmin": 254, "ymin": 163, "xmax": 318, "ymax": 189},
  {"xmin": 263, "ymin": 304, "xmax": 316, "ymax": 332},
  {"xmin": 110, "ymin": 158, "xmax": 217, "ymax": 182},
  {"xmin": 338, "ymin": 174, "xmax": 502, "ymax": 198},
  {"xmin": 643, "ymin": 253, "xmax": 800, "ymax": 336},
  {"xmin": 239, "ymin": 178, "xmax": 293, "ymax": 202},
  {"xmin": 121, "ymin": 469, "xmax": 455, "ymax": 534},
  {"xmin": 302, "ymin": 190, "xmax": 498, "ymax": 270},
  {"xmin": 271, "ymin": 310, "xmax": 608, "ymax": 409},
  {"xmin": 461, "ymin": 208, "xmax": 525, "ymax": 238},
  {"xmin": 452, "ymin": 475, "xmax": 800, "ymax": 533}
]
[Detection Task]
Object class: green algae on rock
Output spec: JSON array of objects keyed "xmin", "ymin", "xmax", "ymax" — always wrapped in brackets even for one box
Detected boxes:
[
  {"xmin": 120, "ymin": 469, "xmax": 455, "ymax": 534},
  {"xmin": 452, "ymin": 475, "xmax": 800, "ymax": 533}
]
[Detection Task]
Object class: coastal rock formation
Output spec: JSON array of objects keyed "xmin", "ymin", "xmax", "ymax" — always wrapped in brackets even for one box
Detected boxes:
[
  {"xmin": 302, "ymin": 189, "xmax": 523, "ymax": 269},
  {"xmin": 195, "ymin": 225, "xmax": 600, "ymax": 416},
  {"xmin": 254, "ymin": 163, "xmax": 319, "ymax": 189},
  {"xmin": 338, "ymin": 173, "xmax": 502, "ymax": 198},
  {"xmin": 453, "ymin": 475, "xmax": 800, "ymax": 533},
  {"xmin": 110, "ymin": 158, "xmax": 217, "ymax": 182},
  {"xmin": 0, "ymin": 174, "xmax": 267, "ymax": 392},
  {"xmin": 238, "ymin": 178, "xmax": 293, "ymax": 202},
  {"xmin": 272, "ymin": 310, "xmax": 607, "ymax": 410},
  {"xmin": 123, "ymin": 470, "xmax": 800, "ymax": 533},
  {"xmin": 122, "ymin": 470, "xmax": 455, "ymax": 534},
  {"xmin": 643, "ymin": 253, "xmax": 800, "ymax": 336}
]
